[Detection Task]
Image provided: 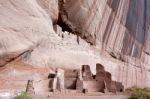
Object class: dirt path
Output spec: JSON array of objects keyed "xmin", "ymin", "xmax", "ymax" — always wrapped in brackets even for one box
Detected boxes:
[{"xmin": 34, "ymin": 94, "xmax": 128, "ymax": 99}]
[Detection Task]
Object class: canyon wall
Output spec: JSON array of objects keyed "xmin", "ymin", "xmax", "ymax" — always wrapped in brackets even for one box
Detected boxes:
[
  {"xmin": 0, "ymin": 0, "xmax": 150, "ymax": 91},
  {"xmin": 59, "ymin": 0, "xmax": 150, "ymax": 88},
  {"xmin": 61, "ymin": 0, "xmax": 150, "ymax": 63}
]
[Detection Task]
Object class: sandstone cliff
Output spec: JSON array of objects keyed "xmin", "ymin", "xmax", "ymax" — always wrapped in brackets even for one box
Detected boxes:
[{"xmin": 0, "ymin": 0, "xmax": 150, "ymax": 91}]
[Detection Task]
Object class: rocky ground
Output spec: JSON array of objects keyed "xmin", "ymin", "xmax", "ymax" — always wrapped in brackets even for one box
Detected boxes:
[{"xmin": 0, "ymin": 0, "xmax": 150, "ymax": 96}]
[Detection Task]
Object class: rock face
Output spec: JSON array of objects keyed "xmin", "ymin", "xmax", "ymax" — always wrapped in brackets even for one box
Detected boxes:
[
  {"xmin": 0, "ymin": 0, "xmax": 58, "ymax": 66},
  {"xmin": 61, "ymin": 0, "xmax": 150, "ymax": 61},
  {"xmin": 0, "ymin": 0, "xmax": 150, "ymax": 92},
  {"xmin": 57, "ymin": 0, "xmax": 150, "ymax": 88}
]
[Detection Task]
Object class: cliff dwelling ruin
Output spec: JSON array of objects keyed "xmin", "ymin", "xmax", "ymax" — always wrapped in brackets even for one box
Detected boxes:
[
  {"xmin": 0, "ymin": 0, "xmax": 150, "ymax": 98},
  {"xmin": 26, "ymin": 63, "xmax": 124, "ymax": 95}
]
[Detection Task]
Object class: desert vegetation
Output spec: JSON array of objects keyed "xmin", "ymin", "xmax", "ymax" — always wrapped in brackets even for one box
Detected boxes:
[
  {"xmin": 126, "ymin": 87, "xmax": 150, "ymax": 99},
  {"xmin": 14, "ymin": 91, "xmax": 32, "ymax": 99}
]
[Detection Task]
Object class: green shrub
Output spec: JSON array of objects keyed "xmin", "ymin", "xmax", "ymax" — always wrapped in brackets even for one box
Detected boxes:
[
  {"xmin": 14, "ymin": 91, "xmax": 32, "ymax": 99},
  {"xmin": 126, "ymin": 87, "xmax": 150, "ymax": 99}
]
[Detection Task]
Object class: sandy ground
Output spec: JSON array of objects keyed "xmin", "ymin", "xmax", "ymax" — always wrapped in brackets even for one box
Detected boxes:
[
  {"xmin": 32, "ymin": 91, "xmax": 128, "ymax": 99},
  {"xmin": 34, "ymin": 94, "xmax": 128, "ymax": 99}
]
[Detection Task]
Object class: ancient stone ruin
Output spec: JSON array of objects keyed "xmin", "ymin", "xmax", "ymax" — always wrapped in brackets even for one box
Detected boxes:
[
  {"xmin": 46, "ymin": 63, "xmax": 124, "ymax": 93},
  {"xmin": 48, "ymin": 68, "xmax": 65, "ymax": 92},
  {"xmin": 26, "ymin": 80, "xmax": 35, "ymax": 95},
  {"xmin": 1, "ymin": 0, "xmax": 150, "ymax": 93},
  {"xmin": 76, "ymin": 64, "xmax": 124, "ymax": 93}
]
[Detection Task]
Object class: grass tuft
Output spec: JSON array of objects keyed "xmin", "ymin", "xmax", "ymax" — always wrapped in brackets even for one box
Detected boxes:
[
  {"xmin": 126, "ymin": 87, "xmax": 150, "ymax": 99},
  {"xmin": 14, "ymin": 91, "xmax": 32, "ymax": 99}
]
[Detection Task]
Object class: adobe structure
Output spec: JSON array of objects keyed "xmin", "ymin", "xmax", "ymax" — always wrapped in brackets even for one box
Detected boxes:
[
  {"xmin": 46, "ymin": 63, "xmax": 124, "ymax": 93},
  {"xmin": 1, "ymin": 0, "xmax": 150, "ymax": 92}
]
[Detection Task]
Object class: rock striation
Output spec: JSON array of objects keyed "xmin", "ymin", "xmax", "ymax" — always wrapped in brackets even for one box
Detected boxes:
[
  {"xmin": 58, "ymin": 0, "xmax": 150, "ymax": 88},
  {"xmin": 0, "ymin": 0, "xmax": 150, "ymax": 92},
  {"xmin": 61, "ymin": 0, "xmax": 150, "ymax": 62}
]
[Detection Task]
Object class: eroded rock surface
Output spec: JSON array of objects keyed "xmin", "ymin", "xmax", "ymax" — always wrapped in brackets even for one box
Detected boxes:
[{"xmin": 0, "ymin": 0, "xmax": 150, "ymax": 93}]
